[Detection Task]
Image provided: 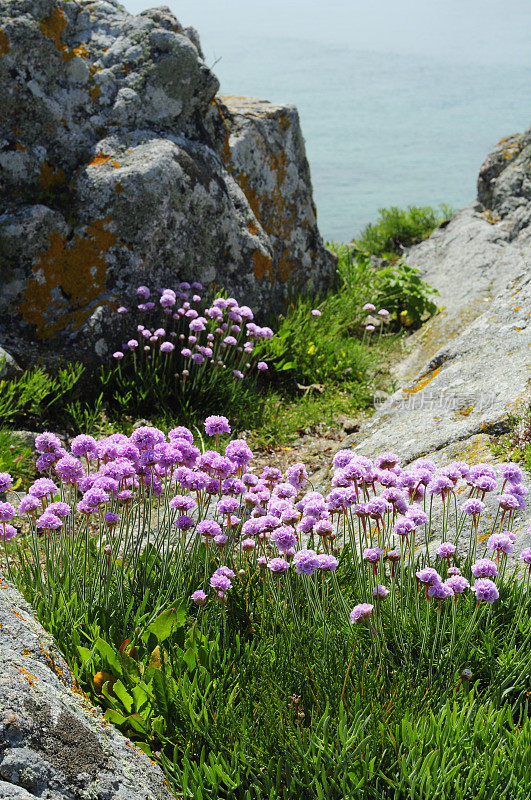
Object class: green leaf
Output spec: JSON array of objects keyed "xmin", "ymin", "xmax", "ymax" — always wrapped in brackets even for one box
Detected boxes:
[
  {"xmin": 146, "ymin": 607, "xmax": 186, "ymax": 643},
  {"xmin": 112, "ymin": 679, "xmax": 134, "ymax": 713},
  {"xmin": 77, "ymin": 646, "xmax": 93, "ymax": 667},
  {"xmin": 134, "ymin": 741, "xmax": 154, "ymax": 759},
  {"xmin": 93, "ymin": 637, "xmax": 123, "ymax": 677},
  {"xmin": 125, "ymin": 713, "xmax": 151, "ymax": 734},
  {"xmin": 151, "ymin": 669, "xmax": 170, "ymax": 718},
  {"xmin": 104, "ymin": 709, "xmax": 127, "ymax": 726},
  {"xmin": 183, "ymin": 648, "xmax": 197, "ymax": 671}
]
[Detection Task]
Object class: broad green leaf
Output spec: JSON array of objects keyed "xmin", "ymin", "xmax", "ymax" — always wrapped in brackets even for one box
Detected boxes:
[{"xmin": 146, "ymin": 607, "xmax": 186, "ymax": 643}]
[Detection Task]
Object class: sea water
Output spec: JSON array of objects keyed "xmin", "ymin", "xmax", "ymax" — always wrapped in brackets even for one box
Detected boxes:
[{"xmin": 210, "ymin": 36, "xmax": 531, "ymax": 241}]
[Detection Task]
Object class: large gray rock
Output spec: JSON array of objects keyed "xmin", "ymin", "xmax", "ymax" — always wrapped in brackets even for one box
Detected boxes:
[
  {"xmin": 329, "ymin": 129, "xmax": 531, "ymax": 555},
  {"xmin": 0, "ymin": 0, "xmax": 334, "ymax": 365},
  {"xmin": 0, "ymin": 575, "xmax": 173, "ymax": 800},
  {"xmin": 0, "ymin": 345, "xmax": 20, "ymax": 378}
]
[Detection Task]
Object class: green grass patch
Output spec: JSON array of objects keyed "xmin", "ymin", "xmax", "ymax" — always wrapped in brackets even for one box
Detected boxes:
[
  {"xmin": 491, "ymin": 405, "xmax": 531, "ymax": 473},
  {"xmin": 353, "ymin": 204, "xmax": 453, "ymax": 260}
]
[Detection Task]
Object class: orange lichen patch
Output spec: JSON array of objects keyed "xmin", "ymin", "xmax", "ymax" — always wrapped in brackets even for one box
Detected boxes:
[
  {"xmin": 0, "ymin": 29, "xmax": 10, "ymax": 56},
  {"xmin": 235, "ymin": 172, "xmax": 261, "ymax": 224},
  {"xmin": 71, "ymin": 43, "xmax": 89, "ymax": 58},
  {"xmin": 114, "ymin": 182, "xmax": 124, "ymax": 194},
  {"xmin": 89, "ymin": 84, "xmax": 101, "ymax": 100},
  {"xmin": 247, "ymin": 219, "xmax": 259, "ymax": 236},
  {"xmin": 71, "ymin": 679, "xmax": 91, "ymax": 701},
  {"xmin": 39, "ymin": 6, "xmax": 67, "ymax": 54},
  {"xmin": 18, "ymin": 666, "xmax": 37, "ymax": 689},
  {"xmin": 277, "ymin": 249, "xmax": 295, "ymax": 282},
  {"xmin": 89, "ymin": 153, "xmax": 110, "ymax": 166},
  {"xmin": 39, "ymin": 161, "xmax": 66, "ymax": 190},
  {"xmin": 19, "ymin": 216, "xmax": 116, "ymax": 339},
  {"xmin": 15, "ymin": 142, "xmax": 27, "ymax": 152},
  {"xmin": 456, "ymin": 406, "xmax": 474, "ymax": 417},
  {"xmin": 252, "ymin": 249, "xmax": 272, "ymax": 280},
  {"xmin": 279, "ymin": 114, "xmax": 291, "ymax": 133},
  {"xmin": 23, "ymin": 647, "xmax": 31, "ymax": 656},
  {"xmin": 403, "ymin": 367, "xmax": 441, "ymax": 395},
  {"xmin": 111, "ymin": 160, "xmax": 121, "ymax": 169},
  {"xmin": 121, "ymin": 63, "xmax": 131, "ymax": 73}
]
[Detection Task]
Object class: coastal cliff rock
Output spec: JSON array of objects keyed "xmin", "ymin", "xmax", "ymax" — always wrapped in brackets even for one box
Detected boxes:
[
  {"xmin": 331, "ymin": 128, "xmax": 531, "ymax": 554},
  {"xmin": 0, "ymin": 576, "xmax": 173, "ymax": 800},
  {"xmin": 0, "ymin": 0, "xmax": 334, "ymax": 365}
]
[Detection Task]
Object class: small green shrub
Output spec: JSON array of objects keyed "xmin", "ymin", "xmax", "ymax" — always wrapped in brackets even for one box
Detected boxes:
[
  {"xmin": 374, "ymin": 259, "xmax": 439, "ymax": 326},
  {"xmin": 0, "ymin": 362, "xmax": 85, "ymax": 429},
  {"xmin": 354, "ymin": 204, "xmax": 453, "ymax": 259}
]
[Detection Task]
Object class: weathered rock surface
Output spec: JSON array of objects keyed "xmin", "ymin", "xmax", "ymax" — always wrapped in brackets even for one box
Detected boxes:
[
  {"xmin": 0, "ymin": 0, "xmax": 334, "ymax": 365},
  {"xmin": 0, "ymin": 575, "xmax": 173, "ymax": 799},
  {"xmin": 330, "ymin": 129, "xmax": 531, "ymax": 553},
  {"xmin": 0, "ymin": 345, "xmax": 20, "ymax": 378}
]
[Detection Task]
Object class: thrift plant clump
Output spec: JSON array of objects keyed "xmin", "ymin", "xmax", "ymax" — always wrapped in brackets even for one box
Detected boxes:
[
  {"xmin": 2, "ymin": 421, "xmax": 531, "ymax": 799},
  {"xmin": 104, "ymin": 282, "xmax": 274, "ymax": 422}
]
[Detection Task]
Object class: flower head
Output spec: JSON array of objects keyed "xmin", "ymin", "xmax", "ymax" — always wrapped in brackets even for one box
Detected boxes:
[
  {"xmin": 0, "ymin": 473, "xmax": 13, "ymax": 493},
  {"xmin": 36, "ymin": 511, "xmax": 62, "ymax": 531},
  {"xmin": 350, "ymin": 603, "xmax": 373, "ymax": 623},
  {"xmin": 28, "ymin": 478, "xmax": 58, "ymax": 498},
  {"xmin": 316, "ymin": 554, "xmax": 339, "ymax": 571},
  {"xmin": 472, "ymin": 578, "xmax": 499, "ymax": 603},
  {"xmin": 363, "ymin": 547, "xmax": 382, "ymax": 563},
  {"xmin": 0, "ymin": 524, "xmax": 17, "ymax": 541},
  {"xmin": 204, "ymin": 415, "xmax": 231, "ymax": 437},
  {"xmin": 471, "ymin": 558, "xmax": 498, "ymax": 578},
  {"xmin": 461, "ymin": 498, "xmax": 485, "ymax": 516},
  {"xmin": 436, "ymin": 542, "xmax": 456, "ymax": 560},
  {"xmin": 373, "ymin": 584, "xmax": 390, "ymax": 598},
  {"xmin": 487, "ymin": 532, "xmax": 514, "ymax": 555},
  {"xmin": 293, "ymin": 549, "xmax": 319, "ymax": 575},
  {"xmin": 415, "ymin": 567, "xmax": 442, "ymax": 585},
  {"xmin": 268, "ymin": 558, "xmax": 290, "ymax": 574},
  {"xmin": 445, "ymin": 575, "xmax": 470, "ymax": 594},
  {"xmin": 197, "ymin": 520, "xmax": 221, "ymax": 539},
  {"xmin": 428, "ymin": 582, "xmax": 454, "ymax": 600},
  {"xmin": 191, "ymin": 589, "xmax": 207, "ymax": 606}
]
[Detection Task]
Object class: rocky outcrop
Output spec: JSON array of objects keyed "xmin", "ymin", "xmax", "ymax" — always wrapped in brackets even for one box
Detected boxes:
[
  {"xmin": 0, "ymin": 576, "xmax": 173, "ymax": 799},
  {"xmin": 332, "ymin": 128, "xmax": 531, "ymax": 553},
  {"xmin": 0, "ymin": 0, "xmax": 334, "ymax": 365},
  {"xmin": 0, "ymin": 345, "xmax": 20, "ymax": 378}
]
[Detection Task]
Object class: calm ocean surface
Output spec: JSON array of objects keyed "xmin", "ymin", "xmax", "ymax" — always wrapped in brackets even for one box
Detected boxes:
[{"xmin": 211, "ymin": 36, "xmax": 531, "ymax": 241}]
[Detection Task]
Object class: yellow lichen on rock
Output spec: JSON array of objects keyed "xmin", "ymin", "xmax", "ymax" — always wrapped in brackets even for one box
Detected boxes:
[
  {"xmin": 19, "ymin": 217, "xmax": 116, "ymax": 339},
  {"xmin": 39, "ymin": 6, "xmax": 67, "ymax": 54},
  {"xmin": 39, "ymin": 161, "xmax": 66, "ymax": 189},
  {"xmin": 0, "ymin": 28, "xmax": 10, "ymax": 56}
]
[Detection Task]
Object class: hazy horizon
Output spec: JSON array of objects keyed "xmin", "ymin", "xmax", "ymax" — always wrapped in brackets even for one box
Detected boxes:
[{"xmin": 121, "ymin": 0, "xmax": 531, "ymax": 239}]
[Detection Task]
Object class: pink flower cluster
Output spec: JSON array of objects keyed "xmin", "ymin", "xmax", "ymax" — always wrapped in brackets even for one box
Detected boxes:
[{"xmin": 113, "ymin": 283, "xmax": 272, "ymax": 382}]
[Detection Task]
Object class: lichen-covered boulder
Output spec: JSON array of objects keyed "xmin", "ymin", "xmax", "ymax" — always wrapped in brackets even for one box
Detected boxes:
[
  {"xmin": 0, "ymin": 0, "xmax": 334, "ymax": 365},
  {"xmin": 477, "ymin": 128, "xmax": 531, "ymax": 236},
  {"xmin": 221, "ymin": 96, "xmax": 335, "ymax": 291},
  {"xmin": 0, "ymin": 575, "xmax": 173, "ymax": 799}
]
